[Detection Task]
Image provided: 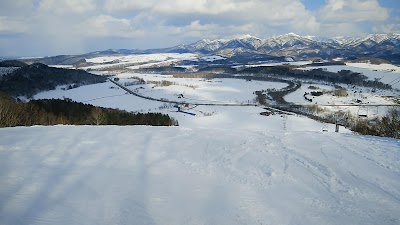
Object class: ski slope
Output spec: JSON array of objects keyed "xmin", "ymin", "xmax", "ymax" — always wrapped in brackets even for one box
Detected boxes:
[{"xmin": 0, "ymin": 126, "xmax": 399, "ymax": 225}]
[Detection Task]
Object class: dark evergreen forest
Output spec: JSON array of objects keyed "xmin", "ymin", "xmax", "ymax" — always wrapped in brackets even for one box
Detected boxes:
[{"xmin": 0, "ymin": 63, "xmax": 107, "ymax": 97}]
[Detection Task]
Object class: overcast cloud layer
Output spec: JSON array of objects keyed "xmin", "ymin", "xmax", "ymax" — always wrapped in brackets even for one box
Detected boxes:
[{"xmin": 0, "ymin": 0, "xmax": 399, "ymax": 56}]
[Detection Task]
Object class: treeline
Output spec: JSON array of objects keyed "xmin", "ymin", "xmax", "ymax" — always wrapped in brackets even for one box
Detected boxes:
[
  {"xmin": 239, "ymin": 66, "xmax": 391, "ymax": 89},
  {"xmin": 0, "ymin": 63, "xmax": 107, "ymax": 98},
  {"xmin": 135, "ymin": 66, "xmax": 186, "ymax": 74},
  {"xmin": 0, "ymin": 60, "xmax": 27, "ymax": 67},
  {"xmin": 0, "ymin": 93, "xmax": 177, "ymax": 127},
  {"xmin": 275, "ymin": 104, "xmax": 400, "ymax": 139},
  {"xmin": 350, "ymin": 108, "xmax": 400, "ymax": 138}
]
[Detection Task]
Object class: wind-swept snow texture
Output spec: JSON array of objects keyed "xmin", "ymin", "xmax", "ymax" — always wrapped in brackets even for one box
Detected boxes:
[{"xmin": 1, "ymin": 126, "xmax": 399, "ymax": 225}]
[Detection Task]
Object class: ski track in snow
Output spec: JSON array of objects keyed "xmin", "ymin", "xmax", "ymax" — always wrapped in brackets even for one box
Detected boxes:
[{"xmin": 0, "ymin": 126, "xmax": 399, "ymax": 225}]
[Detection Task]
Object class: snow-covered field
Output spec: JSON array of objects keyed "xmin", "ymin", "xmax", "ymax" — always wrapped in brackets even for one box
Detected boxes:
[
  {"xmin": 82, "ymin": 53, "xmax": 400, "ymax": 91},
  {"xmin": 35, "ymin": 61, "xmax": 400, "ymax": 120},
  {"xmin": 301, "ymin": 63, "xmax": 400, "ymax": 90},
  {"xmin": 81, "ymin": 53, "xmax": 198, "ymax": 70},
  {"xmin": 33, "ymin": 81, "xmax": 166, "ymax": 113},
  {"xmin": 200, "ymin": 55, "xmax": 226, "ymax": 62},
  {"xmin": 2, "ymin": 57, "xmax": 400, "ymax": 225},
  {"xmin": 1, "ymin": 125, "xmax": 399, "ymax": 225},
  {"xmin": 282, "ymin": 62, "xmax": 400, "ymax": 117},
  {"xmin": 232, "ymin": 61, "xmax": 312, "ymax": 69},
  {"xmin": 123, "ymin": 73, "xmax": 287, "ymax": 104},
  {"xmin": 48, "ymin": 65, "xmax": 75, "ymax": 69},
  {"xmin": 33, "ymin": 72, "xmax": 288, "ymax": 112},
  {"xmin": 284, "ymin": 83, "xmax": 396, "ymax": 117},
  {"xmin": 347, "ymin": 62, "xmax": 400, "ymax": 73}
]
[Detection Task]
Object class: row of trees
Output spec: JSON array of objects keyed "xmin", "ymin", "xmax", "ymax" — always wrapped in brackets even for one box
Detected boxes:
[
  {"xmin": 0, "ymin": 60, "xmax": 27, "ymax": 67},
  {"xmin": 278, "ymin": 104, "xmax": 399, "ymax": 139},
  {"xmin": 239, "ymin": 66, "xmax": 391, "ymax": 89},
  {"xmin": 349, "ymin": 108, "xmax": 400, "ymax": 138},
  {"xmin": 0, "ymin": 93, "xmax": 177, "ymax": 127}
]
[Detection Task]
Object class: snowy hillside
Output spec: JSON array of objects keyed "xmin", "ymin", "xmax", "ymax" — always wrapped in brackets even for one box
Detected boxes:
[
  {"xmin": 301, "ymin": 63, "xmax": 400, "ymax": 90},
  {"xmin": 2, "ymin": 52, "xmax": 400, "ymax": 225},
  {"xmin": 0, "ymin": 125, "xmax": 399, "ymax": 225},
  {"xmin": 81, "ymin": 53, "xmax": 198, "ymax": 70}
]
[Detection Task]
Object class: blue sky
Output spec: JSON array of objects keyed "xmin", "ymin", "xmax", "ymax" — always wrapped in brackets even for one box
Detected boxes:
[
  {"xmin": 0, "ymin": 0, "xmax": 399, "ymax": 56},
  {"xmin": 303, "ymin": 0, "xmax": 326, "ymax": 10}
]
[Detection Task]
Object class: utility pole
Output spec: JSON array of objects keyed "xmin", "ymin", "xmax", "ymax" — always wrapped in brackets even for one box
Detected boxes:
[{"xmin": 335, "ymin": 118, "xmax": 339, "ymax": 133}]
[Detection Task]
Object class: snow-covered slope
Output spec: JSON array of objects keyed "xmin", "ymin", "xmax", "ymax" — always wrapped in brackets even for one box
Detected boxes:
[
  {"xmin": 81, "ymin": 53, "xmax": 198, "ymax": 70},
  {"xmin": 300, "ymin": 62, "xmax": 400, "ymax": 90},
  {"xmin": 3, "ymin": 54, "xmax": 400, "ymax": 224},
  {"xmin": 0, "ymin": 125, "xmax": 399, "ymax": 225}
]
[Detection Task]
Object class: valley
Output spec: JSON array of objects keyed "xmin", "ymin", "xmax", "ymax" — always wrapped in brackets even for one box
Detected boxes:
[
  {"xmin": 2, "ymin": 0, "xmax": 400, "ymax": 224},
  {"xmin": 1, "ymin": 34, "xmax": 400, "ymax": 225},
  {"xmin": 28, "ymin": 52, "xmax": 399, "ymax": 131}
]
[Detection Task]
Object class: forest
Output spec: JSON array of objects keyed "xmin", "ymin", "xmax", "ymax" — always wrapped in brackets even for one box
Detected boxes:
[
  {"xmin": 0, "ymin": 93, "xmax": 177, "ymax": 127},
  {"xmin": 0, "ymin": 63, "xmax": 107, "ymax": 98},
  {"xmin": 0, "ymin": 60, "xmax": 28, "ymax": 67}
]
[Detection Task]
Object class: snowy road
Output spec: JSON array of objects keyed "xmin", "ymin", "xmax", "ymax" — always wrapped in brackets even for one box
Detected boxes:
[{"xmin": 1, "ymin": 126, "xmax": 399, "ymax": 225}]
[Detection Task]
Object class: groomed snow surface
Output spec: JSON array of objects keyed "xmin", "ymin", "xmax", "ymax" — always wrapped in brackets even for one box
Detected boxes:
[{"xmin": 1, "ymin": 126, "xmax": 399, "ymax": 225}]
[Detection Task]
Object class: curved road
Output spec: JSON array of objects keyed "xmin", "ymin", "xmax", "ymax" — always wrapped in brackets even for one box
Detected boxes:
[
  {"xmin": 109, "ymin": 78, "xmax": 259, "ymax": 107},
  {"xmin": 109, "ymin": 78, "xmax": 398, "ymax": 108}
]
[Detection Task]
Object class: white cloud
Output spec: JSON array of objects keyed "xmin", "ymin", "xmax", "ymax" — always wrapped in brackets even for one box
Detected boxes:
[
  {"xmin": 0, "ymin": 0, "xmax": 398, "ymax": 56},
  {"xmin": 373, "ymin": 17, "xmax": 400, "ymax": 34},
  {"xmin": 163, "ymin": 20, "xmax": 253, "ymax": 39},
  {"xmin": 321, "ymin": 23, "xmax": 366, "ymax": 37},
  {"xmin": 104, "ymin": 0, "xmax": 238, "ymax": 15},
  {"xmin": 104, "ymin": 0, "xmax": 314, "ymax": 23},
  {"xmin": 39, "ymin": 0, "xmax": 96, "ymax": 14},
  {"xmin": 0, "ymin": 16, "xmax": 29, "ymax": 33},
  {"xmin": 0, "ymin": 0, "xmax": 34, "ymax": 16},
  {"xmin": 102, "ymin": 0, "xmax": 321, "ymax": 36},
  {"xmin": 318, "ymin": 0, "xmax": 389, "ymax": 23},
  {"xmin": 78, "ymin": 15, "xmax": 145, "ymax": 38}
]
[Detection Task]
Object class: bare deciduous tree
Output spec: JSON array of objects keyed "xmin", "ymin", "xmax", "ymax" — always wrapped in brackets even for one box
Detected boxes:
[{"xmin": 90, "ymin": 107, "xmax": 106, "ymax": 125}]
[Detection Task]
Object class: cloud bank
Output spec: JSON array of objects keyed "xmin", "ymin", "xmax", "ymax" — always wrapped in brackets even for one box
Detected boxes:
[{"xmin": 0, "ymin": 0, "xmax": 398, "ymax": 56}]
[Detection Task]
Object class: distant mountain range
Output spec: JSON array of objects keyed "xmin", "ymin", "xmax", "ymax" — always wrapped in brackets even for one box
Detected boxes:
[
  {"xmin": 16, "ymin": 33, "xmax": 400, "ymax": 65},
  {"xmin": 166, "ymin": 33, "xmax": 400, "ymax": 55},
  {"xmin": 191, "ymin": 33, "xmax": 400, "ymax": 57},
  {"xmin": 92, "ymin": 33, "xmax": 400, "ymax": 63}
]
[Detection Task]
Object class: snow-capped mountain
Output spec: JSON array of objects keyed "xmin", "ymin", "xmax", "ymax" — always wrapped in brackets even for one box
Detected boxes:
[
  {"xmin": 333, "ymin": 33, "xmax": 400, "ymax": 47},
  {"xmin": 167, "ymin": 33, "xmax": 400, "ymax": 60},
  {"xmin": 33, "ymin": 33, "xmax": 400, "ymax": 66}
]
